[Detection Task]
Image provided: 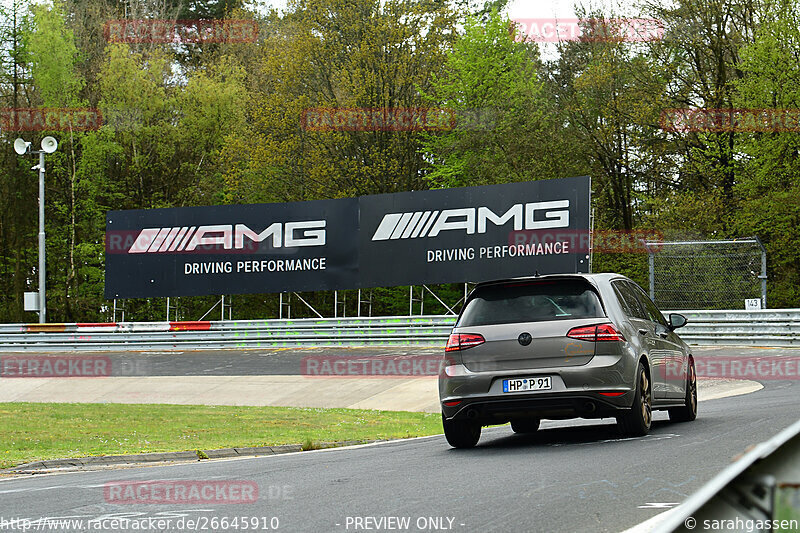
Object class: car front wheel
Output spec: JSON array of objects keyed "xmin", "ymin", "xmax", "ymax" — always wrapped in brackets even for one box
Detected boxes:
[{"xmin": 442, "ymin": 414, "xmax": 481, "ymax": 448}]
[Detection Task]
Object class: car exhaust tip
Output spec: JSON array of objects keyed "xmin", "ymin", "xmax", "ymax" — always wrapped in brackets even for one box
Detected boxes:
[
  {"xmin": 466, "ymin": 409, "xmax": 478, "ymax": 419},
  {"xmin": 583, "ymin": 401, "xmax": 596, "ymax": 414}
]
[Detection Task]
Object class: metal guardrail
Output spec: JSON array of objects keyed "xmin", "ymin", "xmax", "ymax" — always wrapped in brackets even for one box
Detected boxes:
[
  {"xmin": 673, "ymin": 309, "xmax": 800, "ymax": 346},
  {"xmin": 653, "ymin": 418, "xmax": 800, "ymax": 533},
  {"xmin": 0, "ymin": 310, "xmax": 798, "ymax": 351},
  {"xmin": 0, "ymin": 316, "xmax": 456, "ymax": 351}
]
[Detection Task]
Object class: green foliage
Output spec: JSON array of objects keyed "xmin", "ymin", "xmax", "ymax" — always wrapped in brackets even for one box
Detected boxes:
[
  {"xmin": 420, "ymin": 13, "xmax": 570, "ymax": 188},
  {"xmin": 729, "ymin": 186, "xmax": 800, "ymax": 308},
  {"xmin": 550, "ymin": 11, "xmax": 673, "ymax": 230},
  {"xmin": 26, "ymin": 0, "xmax": 84, "ymax": 107},
  {"xmin": 726, "ymin": 1, "xmax": 800, "ymax": 307},
  {"xmin": 221, "ymin": 0, "xmax": 458, "ymax": 201},
  {"xmin": 733, "ymin": 1, "xmax": 800, "ymax": 193}
]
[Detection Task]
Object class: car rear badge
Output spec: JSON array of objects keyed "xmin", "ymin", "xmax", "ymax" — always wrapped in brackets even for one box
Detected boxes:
[{"xmin": 518, "ymin": 332, "xmax": 532, "ymax": 346}]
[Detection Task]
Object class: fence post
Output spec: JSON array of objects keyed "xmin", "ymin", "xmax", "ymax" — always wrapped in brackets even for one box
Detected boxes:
[
  {"xmin": 754, "ymin": 235, "xmax": 768, "ymax": 309},
  {"xmin": 761, "ymin": 250, "xmax": 768, "ymax": 309},
  {"xmin": 279, "ymin": 293, "xmax": 291, "ymax": 319},
  {"xmin": 113, "ymin": 299, "xmax": 126, "ymax": 322},
  {"xmin": 760, "ymin": 251, "xmax": 767, "ymax": 309}
]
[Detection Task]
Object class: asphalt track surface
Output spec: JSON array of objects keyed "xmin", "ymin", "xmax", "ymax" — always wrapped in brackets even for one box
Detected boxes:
[
  {"xmin": 0, "ymin": 347, "xmax": 443, "ymax": 376},
  {"xmin": 1, "ymin": 347, "xmax": 800, "ymax": 533},
  {"xmin": 0, "ymin": 345, "xmax": 789, "ymax": 377}
]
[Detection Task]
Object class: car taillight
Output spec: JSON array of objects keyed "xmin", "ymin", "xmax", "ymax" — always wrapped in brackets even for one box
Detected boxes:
[
  {"xmin": 445, "ymin": 333, "xmax": 485, "ymax": 352},
  {"xmin": 567, "ymin": 323, "xmax": 625, "ymax": 342}
]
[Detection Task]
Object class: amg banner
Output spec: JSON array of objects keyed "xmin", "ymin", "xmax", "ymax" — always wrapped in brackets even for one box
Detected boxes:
[
  {"xmin": 359, "ymin": 178, "xmax": 590, "ymax": 287},
  {"xmin": 105, "ymin": 176, "xmax": 590, "ymax": 298},
  {"xmin": 105, "ymin": 199, "xmax": 359, "ymax": 298}
]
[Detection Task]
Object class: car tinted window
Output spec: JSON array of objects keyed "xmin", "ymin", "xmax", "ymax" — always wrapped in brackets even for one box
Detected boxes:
[
  {"xmin": 458, "ymin": 280, "xmax": 605, "ymax": 327},
  {"xmin": 627, "ymin": 282, "xmax": 668, "ymax": 326},
  {"xmin": 613, "ymin": 281, "xmax": 648, "ymax": 320},
  {"xmin": 612, "ymin": 281, "xmax": 638, "ymax": 318}
]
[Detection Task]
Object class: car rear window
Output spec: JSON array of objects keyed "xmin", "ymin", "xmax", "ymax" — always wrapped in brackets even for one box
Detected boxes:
[{"xmin": 457, "ymin": 280, "xmax": 605, "ymax": 327}]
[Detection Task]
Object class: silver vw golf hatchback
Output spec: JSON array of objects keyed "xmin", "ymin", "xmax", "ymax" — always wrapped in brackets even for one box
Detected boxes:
[{"xmin": 439, "ymin": 273, "xmax": 697, "ymax": 448}]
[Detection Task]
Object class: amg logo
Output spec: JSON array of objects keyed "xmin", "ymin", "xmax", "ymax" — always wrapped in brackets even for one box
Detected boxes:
[
  {"xmin": 371, "ymin": 200, "xmax": 570, "ymax": 241},
  {"xmin": 128, "ymin": 221, "xmax": 326, "ymax": 253}
]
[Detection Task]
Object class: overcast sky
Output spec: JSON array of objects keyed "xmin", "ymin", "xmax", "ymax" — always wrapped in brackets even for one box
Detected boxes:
[
  {"xmin": 506, "ymin": 0, "xmax": 637, "ymax": 19},
  {"xmin": 260, "ymin": 0, "xmax": 639, "ymax": 19}
]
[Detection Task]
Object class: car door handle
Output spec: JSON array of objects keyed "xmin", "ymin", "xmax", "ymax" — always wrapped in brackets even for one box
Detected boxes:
[
  {"xmin": 638, "ymin": 328, "xmax": 649, "ymax": 336},
  {"xmin": 658, "ymin": 331, "xmax": 669, "ymax": 339}
]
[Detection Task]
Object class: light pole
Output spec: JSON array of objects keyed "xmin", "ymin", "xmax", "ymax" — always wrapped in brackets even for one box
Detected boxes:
[{"xmin": 14, "ymin": 136, "xmax": 58, "ymax": 323}]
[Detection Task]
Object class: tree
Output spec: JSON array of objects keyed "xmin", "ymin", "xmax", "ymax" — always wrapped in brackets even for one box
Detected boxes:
[
  {"xmin": 221, "ymin": 0, "xmax": 458, "ymax": 203},
  {"xmin": 0, "ymin": 0, "xmax": 34, "ymax": 321},
  {"xmin": 549, "ymin": 12, "xmax": 670, "ymax": 230},
  {"xmin": 642, "ymin": 0, "xmax": 760, "ymax": 206},
  {"xmin": 25, "ymin": 0, "xmax": 89, "ymax": 320},
  {"xmin": 420, "ymin": 12, "xmax": 582, "ymax": 189},
  {"xmin": 728, "ymin": 0, "xmax": 800, "ymax": 307}
]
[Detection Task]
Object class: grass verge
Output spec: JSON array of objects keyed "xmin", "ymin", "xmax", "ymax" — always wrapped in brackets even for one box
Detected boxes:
[{"xmin": 0, "ymin": 402, "xmax": 442, "ymax": 469}]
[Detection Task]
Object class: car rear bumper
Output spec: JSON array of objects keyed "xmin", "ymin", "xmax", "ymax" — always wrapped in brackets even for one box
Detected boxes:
[
  {"xmin": 439, "ymin": 351, "xmax": 639, "ymax": 424},
  {"xmin": 441, "ymin": 391, "xmax": 633, "ymax": 424}
]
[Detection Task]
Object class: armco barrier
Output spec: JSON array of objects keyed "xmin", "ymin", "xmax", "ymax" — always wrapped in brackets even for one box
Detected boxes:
[
  {"xmin": 673, "ymin": 309, "xmax": 800, "ymax": 346},
  {"xmin": 0, "ymin": 310, "xmax": 797, "ymax": 351},
  {"xmin": 652, "ymin": 417, "xmax": 800, "ymax": 533},
  {"xmin": 0, "ymin": 316, "xmax": 456, "ymax": 352}
]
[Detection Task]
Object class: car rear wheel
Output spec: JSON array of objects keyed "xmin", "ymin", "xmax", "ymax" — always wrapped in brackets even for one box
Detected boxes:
[
  {"xmin": 669, "ymin": 358, "xmax": 697, "ymax": 422},
  {"xmin": 617, "ymin": 363, "xmax": 652, "ymax": 437},
  {"xmin": 442, "ymin": 414, "xmax": 481, "ymax": 448},
  {"xmin": 510, "ymin": 418, "xmax": 541, "ymax": 434}
]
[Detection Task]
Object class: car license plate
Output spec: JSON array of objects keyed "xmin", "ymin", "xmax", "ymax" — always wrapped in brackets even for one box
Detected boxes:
[{"xmin": 503, "ymin": 376, "xmax": 552, "ymax": 393}]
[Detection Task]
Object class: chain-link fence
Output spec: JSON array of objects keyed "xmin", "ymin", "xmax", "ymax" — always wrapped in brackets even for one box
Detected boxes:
[{"xmin": 646, "ymin": 238, "xmax": 767, "ymax": 310}]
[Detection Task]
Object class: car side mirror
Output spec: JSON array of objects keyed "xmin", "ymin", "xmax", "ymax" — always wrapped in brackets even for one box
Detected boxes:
[{"xmin": 669, "ymin": 313, "xmax": 687, "ymax": 331}]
